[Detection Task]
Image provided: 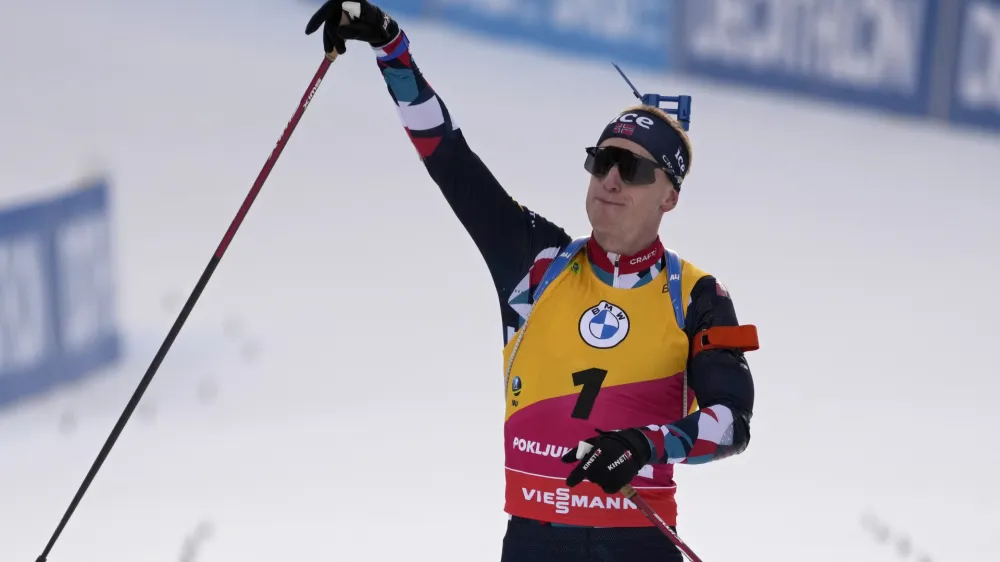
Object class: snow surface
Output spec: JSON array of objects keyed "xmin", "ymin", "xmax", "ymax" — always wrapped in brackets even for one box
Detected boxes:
[{"xmin": 2, "ymin": 0, "xmax": 999, "ymax": 560}]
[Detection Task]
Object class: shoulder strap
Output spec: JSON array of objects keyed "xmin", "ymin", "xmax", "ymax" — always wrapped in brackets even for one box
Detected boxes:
[
  {"xmin": 664, "ymin": 248, "xmax": 685, "ymax": 330},
  {"xmin": 531, "ymin": 236, "xmax": 589, "ymax": 302},
  {"xmin": 505, "ymin": 236, "xmax": 588, "ymax": 399},
  {"xmin": 665, "ymin": 247, "xmax": 690, "ymax": 416}
]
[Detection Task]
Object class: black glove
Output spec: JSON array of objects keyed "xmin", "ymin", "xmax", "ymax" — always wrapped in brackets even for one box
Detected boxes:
[
  {"xmin": 305, "ymin": 0, "xmax": 400, "ymax": 56},
  {"xmin": 561, "ymin": 428, "xmax": 653, "ymax": 494}
]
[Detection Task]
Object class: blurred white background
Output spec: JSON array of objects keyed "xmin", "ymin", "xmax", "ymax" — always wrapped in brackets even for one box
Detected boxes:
[{"xmin": 2, "ymin": 0, "xmax": 998, "ymax": 561}]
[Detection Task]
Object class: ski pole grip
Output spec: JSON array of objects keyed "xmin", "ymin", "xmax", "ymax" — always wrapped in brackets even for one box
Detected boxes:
[{"xmin": 324, "ymin": 10, "xmax": 353, "ymax": 62}]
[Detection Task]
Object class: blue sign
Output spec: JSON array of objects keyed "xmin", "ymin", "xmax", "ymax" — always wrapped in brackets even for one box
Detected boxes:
[
  {"xmin": 0, "ymin": 177, "xmax": 121, "ymax": 409},
  {"xmin": 677, "ymin": 0, "xmax": 939, "ymax": 116},
  {"xmin": 301, "ymin": 0, "xmax": 1000, "ymax": 135},
  {"xmin": 949, "ymin": 0, "xmax": 1000, "ymax": 129},
  {"xmin": 386, "ymin": 0, "xmax": 676, "ymax": 71}
]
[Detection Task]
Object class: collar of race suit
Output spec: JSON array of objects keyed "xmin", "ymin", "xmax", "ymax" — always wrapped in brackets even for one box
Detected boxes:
[{"xmin": 586, "ymin": 235, "xmax": 665, "ymax": 276}]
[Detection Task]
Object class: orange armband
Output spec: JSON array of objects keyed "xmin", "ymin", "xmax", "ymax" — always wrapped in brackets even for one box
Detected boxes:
[{"xmin": 690, "ymin": 325, "xmax": 759, "ymax": 358}]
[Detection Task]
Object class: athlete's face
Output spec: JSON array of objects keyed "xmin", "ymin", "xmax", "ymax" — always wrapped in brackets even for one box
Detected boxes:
[{"xmin": 585, "ymin": 137, "xmax": 678, "ymax": 249}]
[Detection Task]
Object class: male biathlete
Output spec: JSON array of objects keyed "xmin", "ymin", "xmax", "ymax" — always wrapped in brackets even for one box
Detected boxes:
[{"xmin": 306, "ymin": 2, "xmax": 760, "ymax": 560}]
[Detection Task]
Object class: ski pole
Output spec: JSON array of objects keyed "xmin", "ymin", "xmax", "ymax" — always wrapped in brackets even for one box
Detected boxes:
[
  {"xmin": 34, "ymin": 51, "xmax": 340, "ymax": 562},
  {"xmin": 621, "ymin": 484, "xmax": 705, "ymax": 562}
]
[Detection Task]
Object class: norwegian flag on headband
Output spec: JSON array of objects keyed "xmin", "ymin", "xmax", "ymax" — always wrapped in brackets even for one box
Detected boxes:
[{"xmin": 613, "ymin": 122, "xmax": 635, "ymax": 136}]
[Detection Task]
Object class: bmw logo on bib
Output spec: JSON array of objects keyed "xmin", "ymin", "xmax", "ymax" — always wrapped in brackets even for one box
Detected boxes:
[{"xmin": 579, "ymin": 301, "xmax": 630, "ymax": 349}]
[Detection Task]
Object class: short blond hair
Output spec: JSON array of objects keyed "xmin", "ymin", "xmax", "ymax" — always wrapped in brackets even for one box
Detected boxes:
[{"xmin": 621, "ymin": 104, "xmax": 693, "ymax": 178}]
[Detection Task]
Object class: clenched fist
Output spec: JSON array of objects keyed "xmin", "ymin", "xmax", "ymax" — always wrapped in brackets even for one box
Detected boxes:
[{"xmin": 305, "ymin": 0, "xmax": 400, "ymax": 56}]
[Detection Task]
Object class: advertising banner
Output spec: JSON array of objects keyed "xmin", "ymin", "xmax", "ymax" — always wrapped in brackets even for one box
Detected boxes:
[
  {"xmin": 303, "ymin": 0, "xmax": 1000, "ymax": 134},
  {"xmin": 0, "ymin": 177, "xmax": 121, "ymax": 409},
  {"xmin": 314, "ymin": 0, "xmax": 678, "ymax": 71},
  {"xmin": 677, "ymin": 0, "xmax": 940, "ymax": 116},
  {"xmin": 949, "ymin": 0, "xmax": 1000, "ymax": 129}
]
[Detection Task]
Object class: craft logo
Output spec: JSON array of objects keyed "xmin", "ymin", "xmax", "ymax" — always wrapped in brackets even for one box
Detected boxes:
[
  {"xmin": 521, "ymin": 487, "xmax": 639, "ymax": 515},
  {"xmin": 579, "ymin": 301, "xmax": 629, "ymax": 349},
  {"xmin": 628, "ymin": 248, "xmax": 658, "ymax": 266},
  {"xmin": 661, "ymin": 153, "xmax": 677, "ymax": 176}
]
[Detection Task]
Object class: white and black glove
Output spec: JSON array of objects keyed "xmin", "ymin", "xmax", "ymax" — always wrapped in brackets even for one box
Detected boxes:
[
  {"xmin": 305, "ymin": 0, "xmax": 400, "ymax": 56},
  {"xmin": 561, "ymin": 428, "xmax": 653, "ymax": 494}
]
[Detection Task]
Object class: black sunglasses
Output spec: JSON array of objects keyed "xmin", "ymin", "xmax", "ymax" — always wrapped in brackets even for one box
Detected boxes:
[{"xmin": 584, "ymin": 146, "xmax": 668, "ymax": 186}]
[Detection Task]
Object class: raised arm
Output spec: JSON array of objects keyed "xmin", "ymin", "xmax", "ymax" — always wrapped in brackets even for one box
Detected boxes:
[
  {"xmin": 371, "ymin": 27, "xmax": 571, "ymax": 289},
  {"xmin": 306, "ymin": 1, "xmax": 570, "ymax": 299}
]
